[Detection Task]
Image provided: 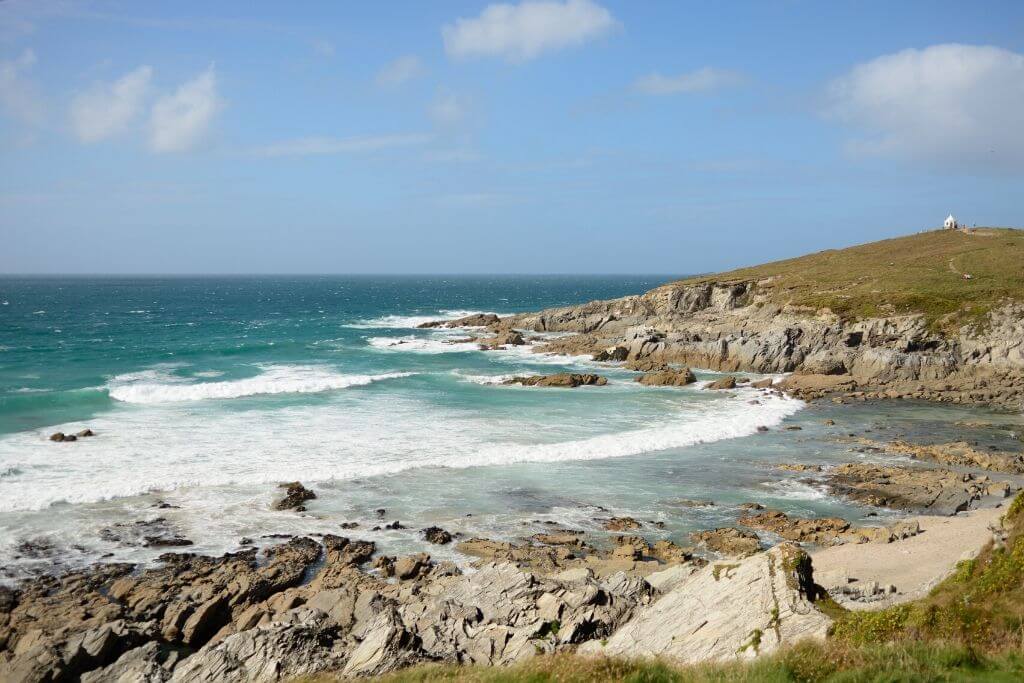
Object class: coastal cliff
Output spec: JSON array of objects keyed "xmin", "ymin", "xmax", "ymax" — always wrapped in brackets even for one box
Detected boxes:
[{"xmin": 509, "ymin": 228, "xmax": 1024, "ymax": 409}]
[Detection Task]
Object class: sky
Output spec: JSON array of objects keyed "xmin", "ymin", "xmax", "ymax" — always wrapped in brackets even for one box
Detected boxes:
[{"xmin": 1, "ymin": 0, "xmax": 1022, "ymax": 275}]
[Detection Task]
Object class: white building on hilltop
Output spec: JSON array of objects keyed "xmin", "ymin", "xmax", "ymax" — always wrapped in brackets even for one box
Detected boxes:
[{"xmin": 944, "ymin": 214, "xmax": 958, "ymax": 229}]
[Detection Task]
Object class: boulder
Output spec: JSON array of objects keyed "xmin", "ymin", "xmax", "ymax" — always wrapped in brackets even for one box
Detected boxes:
[
  {"xmin": 592, "ymin": 345, "xmax": 629, "ymax": 362},
  {"xmin": 636, "ymin": 368, "xmax": 697, "ymax": 386},
  {"xmin": 76, "ymin": 429, "xmax": 96, "ymax": 437},
  {"xmin": 706, "ymin": 376, "xmax": 737, "ymax": 390},
  {"xmin": 422, "ymin": 526, "xmax": 452, "ymax": 545},
  {"xmin": 49, "ymin": 432, "xmax": 65, "ymax": 442}
]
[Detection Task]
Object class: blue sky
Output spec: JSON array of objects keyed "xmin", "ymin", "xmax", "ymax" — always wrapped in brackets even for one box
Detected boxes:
[{"xmin": 1, "ymin": 0, "xmax": 1022, "ymax": 274}]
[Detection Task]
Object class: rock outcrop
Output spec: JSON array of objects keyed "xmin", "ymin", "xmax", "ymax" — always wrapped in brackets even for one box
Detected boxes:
[
  {"xmin": 504, "ymin": 278, "xmax": 1024, "ymax": 410},
  {"xmin": 273, "ymin": 482, "xmax": 316, "ymax": 511},
  {"xmin": 635, "ymin": 368, "xmax": 696, "ymax": 386},
  {"xmin": 502, "ymin": 373, "xmax": 608, "ymax": 388},
  {"xmin": 581, "ymin": 544, "xmax": 830, "ymax": 663},
  {"xmin": 823, "ymin": 463, "xmax": 1013, "ymax": 515}
]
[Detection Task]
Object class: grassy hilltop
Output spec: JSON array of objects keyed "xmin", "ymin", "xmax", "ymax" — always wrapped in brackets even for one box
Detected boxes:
[{"xmin": 676, "ymin": 228, "xmax": 1024, "ymax": 333}]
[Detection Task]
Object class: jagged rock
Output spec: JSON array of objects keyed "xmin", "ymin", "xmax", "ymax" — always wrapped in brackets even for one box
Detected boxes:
[
  {"xmin": 636, "ymin": 368, "xmax": 696, "ymax": 386},
  {"xmin": 854, "ymin": 438, "xmax": 1024, "ymax": 474},
  {"xmin": 169, "ymin": 621, "xmax": 348, "ymax": 682},
  {"xmin": 706, "ymin": 376, "xmax": 737, "ymax": 390},
  {"xmin": 80, "ymin": 641, "xmax": 178, "ymax": 683},
  {"xmin": 476, "ymin": 330, "xmax": 526, "ymax": 349},
  {"xmin": 624, "ymin": 358, "xmax": 670, "ymax": 372},
  {"xmin": 581, "ymin": 544, "xmax": 830, "ymax": 663},
  {"xmin": 422, "ymin": 526, "xmax": 453, "ymax": 545},
  {"xmin": 592, "ymin": 345, "xmax": 629, "ymax": 361},
  {"xmin": 394, "ymin": 554, "xmax": 430, "ymax": 581},
  {"xmin": 502, "ymin": 373, "xmax": 608, "ymax": 388},
  {"xmin": 603, "ymin": 517, "xmax": 641, "ymax": 532},
  {"xmin": 690, "ymin": 527, "xmax": 761, "ymax": 557},
  {"xmin": 273, "ymin": 482, "xmax": 316, "ymax": 511},
  {"xmin": 418, "ymin": 313, "xmax": 500, "ymax": 329},
  {"xmin": 738, "ymin": 509, "xmax": 851, "ymax": 545},
  {"xmin": 751, "ymin": 378, "xmax": 773, "ymax": 388},
  {"xmin": 777, "ymin": 463, "xmax": 822, "ymax": 472},
  {"xmin": 824, "ymin": 463, "xmax": 997, "ymax": 515}
]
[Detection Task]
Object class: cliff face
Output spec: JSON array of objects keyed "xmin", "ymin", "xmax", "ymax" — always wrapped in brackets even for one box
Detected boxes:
[{"xmin": 510, "ymin": 279, "xmax": 1024, "ymax": 409}]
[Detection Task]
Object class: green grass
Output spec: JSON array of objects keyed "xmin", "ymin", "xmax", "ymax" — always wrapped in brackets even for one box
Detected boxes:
[
  {"xmin": 300, "ymin": 645, "xmax": 1024, "ymax": 682},
  {"xmin": 672, "ymin": 228, "xmax": 1024, "ymax": 334}
]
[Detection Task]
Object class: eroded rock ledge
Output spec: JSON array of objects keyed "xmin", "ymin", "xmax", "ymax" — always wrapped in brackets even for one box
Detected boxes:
[{"xmin": 497, "ymin": 280, "xmax": 1024, "ymax": 410}]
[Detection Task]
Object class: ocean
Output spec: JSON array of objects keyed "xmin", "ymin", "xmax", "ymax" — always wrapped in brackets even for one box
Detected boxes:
[{"xmin": 0, "ymin": 276, "xmax": 1015, "ymax": 582}]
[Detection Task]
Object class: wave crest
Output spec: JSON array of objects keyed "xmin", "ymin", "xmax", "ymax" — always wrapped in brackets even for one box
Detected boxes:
[{"xmin": 107, "ymin": 366, "xmax": 414, "ymax": 404}]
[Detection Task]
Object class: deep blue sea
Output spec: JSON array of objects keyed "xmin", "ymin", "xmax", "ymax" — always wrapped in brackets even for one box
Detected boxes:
[{"xmin": 0, "ymin": 276, "xmax": 1017, "ymax": 581}]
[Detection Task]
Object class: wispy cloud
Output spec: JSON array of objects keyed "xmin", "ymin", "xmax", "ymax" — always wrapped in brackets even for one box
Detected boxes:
[
  {"xmin": 0, "ymin": 48, "xmax": 43, "ymax": 126},
  {"xmin": 633, "ymin": 67, "xmax": 745, "ymax": 95},
  {"xmin": 376, "ymin": 55, "xmax": 424, "ymax": 87},
  {"xmin": 825, "ymin": 43, "xmax": 1024, "ymax": 171},
  {"xmin": 70, "ymin": 65, "xmax": 152, "ymax": 143},
  {"xmin": 442, "ymin": 0, "xmax": 616, "ymax": 63},
  {"xmin": 254, "ymin": 133, "xmax": 432, "ymax": 157},
  {"xmin": 149, "ymin": 65, "xmax": 222, "ymax": 153}
]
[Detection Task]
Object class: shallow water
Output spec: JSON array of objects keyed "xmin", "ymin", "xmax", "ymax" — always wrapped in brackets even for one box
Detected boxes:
[{"xmin": 0, "ymin": 276, "xmax": 1021, "ymax": 581}]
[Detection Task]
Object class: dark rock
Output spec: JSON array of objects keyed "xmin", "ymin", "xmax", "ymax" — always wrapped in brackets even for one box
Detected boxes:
[
  {"xmin": 503, "ymin": 373, "xmax": 608, "ymax": 388},
  {"xmin": 422, "ymin": 526, "xmax": 453, "ymax": 544},
  {"xmin": 49, "ymin": 432, "xmax": 65, "ymax": 442},
  {"xmin": 274, "ymin": 482, "xmax": 316, "ymax": 511}
]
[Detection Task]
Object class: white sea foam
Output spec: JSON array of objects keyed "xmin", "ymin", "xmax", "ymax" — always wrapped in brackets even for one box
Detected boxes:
[
  {"xmin": 367, "ymin": 335, "xmax": 480, "ymax": 354},
  {"xmin": 0, "ymin": 388, "xmax": 802, "ymax": 512},
  {"xmin": 452, "ymin": 371, "xmax": 518, "ymax": 385},
  {"xmin": 107, "ymin": 365, "xmax": 414, "ymax": 403},
  {"xmin": 346, "ymin": 309, "xmax": 508, "ymax": 329}
]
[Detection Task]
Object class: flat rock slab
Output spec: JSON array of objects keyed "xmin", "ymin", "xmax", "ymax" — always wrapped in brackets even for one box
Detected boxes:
[{"xmin": 581, "ymin": 544, "xmax": 830, "ymax": 663}]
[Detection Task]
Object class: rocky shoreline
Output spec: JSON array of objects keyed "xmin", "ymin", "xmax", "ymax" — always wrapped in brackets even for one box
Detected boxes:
[
  {"xmin": 2, "ymin": 426, "xmax": 1020, "ymax": 681},
  {"xmin": 3, "ymin": 301, "xmax": 1024, "ymax": 680}
]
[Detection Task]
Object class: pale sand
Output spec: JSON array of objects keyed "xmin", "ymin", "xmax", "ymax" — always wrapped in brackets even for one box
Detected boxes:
[{"xmin": 810, "ymin": 505, "xmax": 1005, "ymax": 610}]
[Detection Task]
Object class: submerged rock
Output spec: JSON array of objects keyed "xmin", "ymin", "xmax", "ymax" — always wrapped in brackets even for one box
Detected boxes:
[{"xmin": 273, "ymin": 482, "xmax": 316, "ymax": 511}]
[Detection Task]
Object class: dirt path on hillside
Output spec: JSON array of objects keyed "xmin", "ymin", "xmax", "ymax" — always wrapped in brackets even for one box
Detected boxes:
[{"xmin": 810, "ymin": 506, "xmax": 1003, "ymax": 610}]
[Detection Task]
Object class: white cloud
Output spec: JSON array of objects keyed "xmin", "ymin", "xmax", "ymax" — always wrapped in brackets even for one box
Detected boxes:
[
  {"xmin": 0, "ymin": 48, "xmax": 43, "ymax": 125},
  {"xmin": 149, "ymin": 65, "xmax": 221, "ymax": 153},
  {"xmin": 255, "ymin": 133, "xmax": 431, "ymax": 157},
  {"xmin": 428, "ymin": 91, "xmax": 470, "ymax": 126},
  {"xmin": 70, "ymin": 65, "xmax": 152, "ymax": 143},
  {"xmin": 633, "ymin": 67, "xmax": 744, "ymax": 95},
  {"xmin": 376, "ymin": 55, "xmax": 424, "ymax": 87},
  {"xmin": 442, "ymin": 0, "xmax": 615, "ymax": 63},
  {"xmin": 826, "ymin": 44, "xmax": 1024, "ymax": 170}
]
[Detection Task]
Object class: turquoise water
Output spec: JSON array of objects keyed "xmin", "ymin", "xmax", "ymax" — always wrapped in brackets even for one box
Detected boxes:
[{"xmin": 0, "ymin": 276, "xmax": 1020, "ymax": 581}]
